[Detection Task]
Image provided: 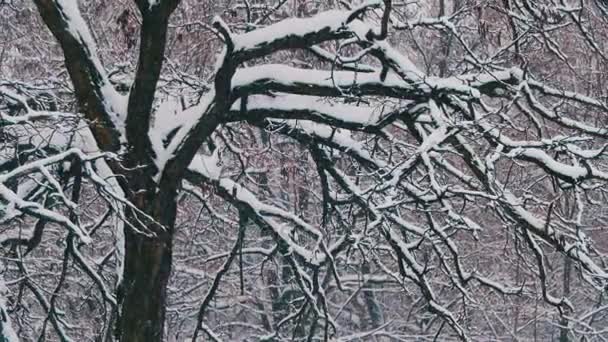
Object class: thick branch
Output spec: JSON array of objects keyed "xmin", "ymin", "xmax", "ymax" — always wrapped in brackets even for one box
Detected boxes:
[
  {"xmin": 126, "ymin": 0, "xmax": 180, "ymax": 167},
  {"xmin": 33, "ymin": 0, "xmax": 123, "ymax": 152}
]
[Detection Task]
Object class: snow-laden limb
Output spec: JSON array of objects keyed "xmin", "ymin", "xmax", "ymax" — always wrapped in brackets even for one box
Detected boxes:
[
  {"xmin": 497, "ymin": 187, "xmax": 608, "ymax": 281},
  {"xmin": 522, "ymin": 83, "xmax": 608, "ymax": 137},
  {"xmin": 1, "ymin": 178, "xmax": 87, "ymax": 243},
  {"xmin": 0, "ymin": 109, "xmax": 76, "ymax": 126},
  {"xmin": 82, "ymin": 148, "xmax": 126, "ymax": 283},
  {"xmin": 44, "ymin": 0, "xmax": 124, "ymax": 114},
  {"xmin": 231, "ymin": 64, "xmax": 415, "ymax": 99},
  {"xmin": 154, "ymin": 1, "xmax": 527, "ymax": 184},
  {"xmin": 0, "ymin": 117, "xmax": 128, "ymax": 250},
  {"xmin": 506, "ymin": 147, "xmax": 608, "ymax": 183},
  {"xmin": 0, "ymin": 146, "xmax": 113, "ymax": 242},
  {"xmin": 527, "ymin": 79, "xmax": 608, "ymax": 112},
  {"xmin": 149, "ymin": 92, "xmax": 216, "ymax": 180},
  {"xmin": 230, "ymin": 94, "xmax": 397, "ymax": 130},
  {"xmin": 231, "ymin": 64, "xmax": 522, "ymax": 101},
  {"xmin": 186, "ymin": 154, "xmax": 351, "ymax": 268},
  {"xmin": 459, "ymin": 99, "xmax": 608, "ymax": 184},
  {"xmin": 0, "ymin": 86, "xmax": 77, "ymax": 125},
  {"xmin": 231, "ymin": 9, "xmax": 359, "ymax": 63},
  {"xmin": 33, "ymin": 0, "xmax": 126, "ymax": 151}
]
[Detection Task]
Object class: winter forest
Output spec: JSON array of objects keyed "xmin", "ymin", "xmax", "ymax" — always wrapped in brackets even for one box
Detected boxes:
[{"xmin": 2, "ymin": 0, "xmax": 608, "ymax": 341}]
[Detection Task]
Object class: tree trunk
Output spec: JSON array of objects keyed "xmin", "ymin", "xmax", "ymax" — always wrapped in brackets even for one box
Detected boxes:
[
  {"xmin": 117, "ymin": 193, "xmax": 177, "ymax": 342},
  {"xmin": 118, "ymin": 230, "xmax": 173, "ymax": 341}
]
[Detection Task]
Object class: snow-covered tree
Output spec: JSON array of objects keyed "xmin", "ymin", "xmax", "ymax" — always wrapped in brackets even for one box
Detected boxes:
[{"xmin": 2, "ymin": 0, "xmax": 608, "ymax": 341}]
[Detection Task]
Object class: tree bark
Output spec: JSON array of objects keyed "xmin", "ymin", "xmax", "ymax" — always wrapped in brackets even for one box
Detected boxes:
[
  {"xmin": 118, "ymin": 230, "xmax": 173, "ymax": 341},
  {"xmin": 117, "ymin": 191, "xmax": 177, "ymax": 342}
]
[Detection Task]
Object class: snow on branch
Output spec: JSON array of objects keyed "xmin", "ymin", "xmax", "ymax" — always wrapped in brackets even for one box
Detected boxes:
[
  {"xmin": 231, "ymin": 10, "xmax": 358, "ymax": 63},
  {"xmin": 230, "ymin": 64, "xmax": 524, "ymax": 107},
  {"xmin": 229, "ymin": 94, "xmax": 398, "ymax": 130},
  {"xmin": 9, "ymin": 1, "xmax": 608, "ymax": 340},
  {"xmin": 186, "ymin": 155, "xmax": 352, "ymax": 268},
  {"xmin": 33, "ymin": 0, "xmax": 126, "ymax": 151}
]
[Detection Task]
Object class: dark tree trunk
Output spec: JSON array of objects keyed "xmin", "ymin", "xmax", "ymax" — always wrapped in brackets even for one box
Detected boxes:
[
  {"xmin": 118, "ymin": 230, "xmax": 173, "ymax": 341},
  {"xmin": 117, "ymin": 191, "xmax": 177, "ymax": 342}
]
